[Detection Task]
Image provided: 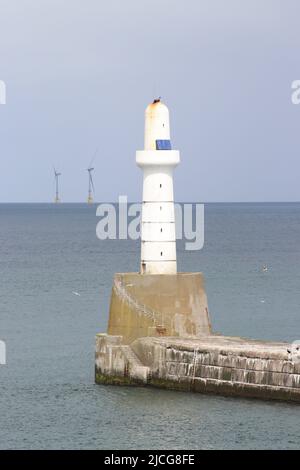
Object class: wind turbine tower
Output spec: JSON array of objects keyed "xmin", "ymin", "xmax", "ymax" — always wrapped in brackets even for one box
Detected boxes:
[
  {"xmin": 87, "ymin": 166, "xmax": 95, "ymax": 204},
  {"xmin": 86, "ymin": 148, "xmax": 97, "ymax": 204},
  {"xmin": 53, "ymin": 168, "xmax": 61, "ymax": 203}
]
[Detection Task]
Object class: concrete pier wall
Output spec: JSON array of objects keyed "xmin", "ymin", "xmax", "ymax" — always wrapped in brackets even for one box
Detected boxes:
[
  {"xmin": 95, "ymin": 334, "xmax": 300, "ymax": 402},
  {"xmin": 95, "ymin": 334, "xmax": 150, "ymax": 385},
  {"xmin": 133, "ymin": 336, "xmax": 300, "ymax": 401},
  {"xmin": 96, "ymin": 272, "xmax": 300, "ymax": 403}
]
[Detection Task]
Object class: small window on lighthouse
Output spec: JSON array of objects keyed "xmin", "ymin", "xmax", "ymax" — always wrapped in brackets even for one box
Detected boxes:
[
  {"xmin": 160, "ymin": 228, "xmax": 163, "ymax": 233},
  {"xmin": 160, "ymin": 252, "xmax": 163, "ymax": 257},
  {"xmin": 160, "ymin": 184, "xmax": 162, "ymax": 188}
]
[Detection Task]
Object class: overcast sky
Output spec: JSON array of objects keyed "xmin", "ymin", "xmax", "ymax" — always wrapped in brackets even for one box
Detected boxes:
[{"xmin": 0, "ymin": 0, "xmax": 299, "ymax": 202}]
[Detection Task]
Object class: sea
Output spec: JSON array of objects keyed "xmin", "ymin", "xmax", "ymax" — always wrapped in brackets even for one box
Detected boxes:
[{"xmin": 0, "ymin": 202, "xmax": 299, "ymax": 449}]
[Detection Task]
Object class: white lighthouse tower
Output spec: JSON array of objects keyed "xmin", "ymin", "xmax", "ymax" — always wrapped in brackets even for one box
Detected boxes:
[{"xmin": 136, "ymin": 99, "xmax": 180, "ymax": 274}]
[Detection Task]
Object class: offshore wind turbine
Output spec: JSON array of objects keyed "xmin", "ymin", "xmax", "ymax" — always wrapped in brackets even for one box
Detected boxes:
[
  {"xmin": 53, "ymin": 167, "xmax": 61, "ymax": 203},
  {"xmin": 87, "ymin": 166, "xmax": 95, "ymax": 204},
  {"xmin": 86, "ymin": 148, "xmax": 97, "ymax": 204}
]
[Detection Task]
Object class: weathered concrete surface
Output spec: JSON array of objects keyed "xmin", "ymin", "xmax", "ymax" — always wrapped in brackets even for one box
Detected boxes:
[
  {"xmin": 95, "ymin": 334, "xmax": 149, "ymax": 386},
  {"xmin": 96, "ymin": 334, "xmax": 300, "ymax": 402},
  {"xmin": 107, "ymin": 273, "xmax": 211, "ymax": 344},
  {"xmin": 96, "ymin": 272, "xmax": 300, "ymax": 403},
  {"xmin": 133, "ymin": 336, "xmax": 300, "ymax": 401}
]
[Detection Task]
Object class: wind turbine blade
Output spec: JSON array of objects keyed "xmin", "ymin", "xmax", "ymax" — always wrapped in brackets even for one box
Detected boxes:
[{"xmin": 88, "ymin": 147, "xmax": 98, "ymax": 168}]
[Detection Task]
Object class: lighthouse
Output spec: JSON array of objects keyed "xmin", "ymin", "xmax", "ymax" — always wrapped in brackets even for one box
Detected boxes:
[
  {"xmin": 95, "ymin": 99, "xmax": 298, "ymax": 406},
  {"xmin": 136, "ymin": 99, "xmax": 180, "ymax": 274}
]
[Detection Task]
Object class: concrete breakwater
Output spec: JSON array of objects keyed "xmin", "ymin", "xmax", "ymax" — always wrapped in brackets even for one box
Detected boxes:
[
  {"xmin": 95, "ymin": 273, "xmax": 300, "ymax": 403},
  {"xmin": 96, "ymin": 334, "xmax": 300, "ymax": 402}
]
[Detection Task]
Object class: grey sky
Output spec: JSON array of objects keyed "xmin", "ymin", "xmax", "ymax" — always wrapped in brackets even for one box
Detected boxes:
[{"xmin": 0, "ymin": 0, "xmax": 299, "ymax": 202}]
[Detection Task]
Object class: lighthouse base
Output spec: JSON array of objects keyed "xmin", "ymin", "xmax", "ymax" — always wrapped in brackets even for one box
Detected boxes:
[{"xmin": 106, "ymin": 272, "xmax": 211, "ymax": 344}]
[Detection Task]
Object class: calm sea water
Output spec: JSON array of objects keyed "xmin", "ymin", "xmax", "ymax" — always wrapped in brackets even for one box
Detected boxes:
[{"xmin": 0, "ymin": 203, "xmax": 299, "ymax": 450}]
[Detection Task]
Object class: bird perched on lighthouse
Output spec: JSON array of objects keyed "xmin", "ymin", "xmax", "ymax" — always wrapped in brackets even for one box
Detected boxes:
[{"xmin": 136, "ymin": 98, "xmax": 180, "ymax": 274}]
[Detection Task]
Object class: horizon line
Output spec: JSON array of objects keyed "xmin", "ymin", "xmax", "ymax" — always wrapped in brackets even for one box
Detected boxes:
[{"xmin": 0, "ymin": 201, "xmax": 299, "ymax": 205}]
